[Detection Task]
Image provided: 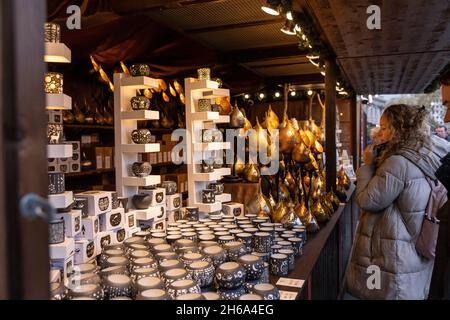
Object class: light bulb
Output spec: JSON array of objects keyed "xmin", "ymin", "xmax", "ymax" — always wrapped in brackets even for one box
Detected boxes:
[
  {"xmin": 259, "ymin": 93, "xmax": 265, "ymax": 99},
  {"xmin": 290, "ymin": 91, "xmax": 296, "ymax": 97},
  {"xmin": 286, "ymin": 11, "xmax": 293, "ymax": 21},
  {"xmin": 274, "ymin": 92, "xmax": 281, "ymax": 98},
  {"xmin": 307, "ymin": 90, "xmax": 313, "ymax": 96},
  {"xmin": 244, "ymin": 94, "xmax": 250, "ymax": 99}
]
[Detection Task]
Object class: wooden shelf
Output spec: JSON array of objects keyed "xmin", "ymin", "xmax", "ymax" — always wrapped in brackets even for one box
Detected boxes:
[
  {"xmin": 194, "ymin": 142, "xmax": 230, "ymax": 151},
  {"xmin": 121, "ymin": 110, "xmax": 159, "ymax": 120},
  {"xmin": 120, "ymin": 76, "xmax": 159, "ymax": 89},
  {"xmin": 189, "ymin": 79, "xmax": 220, "ymax": 92},
  {"xmin": 213, "ymin": 115, "xmax": 230, "ymax": 124},
  {"xmin": 65, "ymin": 168, "xmax": 115, "ymax": 177},
  {"xmin": 215, "ymin": 193, "xmax": 231, "ymax": 203},
  {"xmin": 134, "ymin": 206, "xmax": 164, "ymax": 221},
  {"xmin": 45, "ymin": 43, "xmax": 71, "ymax": 63},
  {"xmin": 122, "ymin": 175, "xmax": 161, "ymax": 187},
  {"xmin": 48, "ymin": 191, "xmax": 73, "ymax": 209},
  {"xmin": 152, "ymin": 162, "xmax": 184, "ymax": 167},
  {"xmin": 192, "ymin": 168, "xmax": 231, "ymax": 181},
  {"xmin": 46, "ymin": 93, "xmax": 72, "ymax": 110},
  {"xmin": 202, "ymin": 88, "xmax": 230, "ymax": 99},
  {"xmin": 121, "ymin": 144, "xmax": 160, "ymax": 153},
  {"xmin": 64, "ymin": 124, "xmax": 114, "ymax": 130},
  {"xmin": 47, "ymin": 144, "xmax": 73, "ymax": 158},
  {"xmin": 196, "ymin": 202, "xmax": 222, "ymax": 213},
  {"xmin": 191, "ymin": 111, "xmax": 219, "ymax": 122}
]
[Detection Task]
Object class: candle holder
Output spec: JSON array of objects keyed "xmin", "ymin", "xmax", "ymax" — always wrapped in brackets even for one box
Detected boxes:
[
  {"xmin": 197, "ymin": 68, "xmax": 211, "ymax": 81},
  {"xmin": 44, "ymin": 72, "xmax": 63, "ymax": 94},
  {"xmin": 44, "ymin": 23, "xmax": 60, "ymax": 43}
]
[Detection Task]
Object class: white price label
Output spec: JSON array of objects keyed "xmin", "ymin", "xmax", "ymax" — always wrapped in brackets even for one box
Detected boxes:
[
  {"xmin": 279, "ymin": 290, "xmax": 298, "ymax": 300},
  {"xmin": 276, "ymin": 277, "xmax": 305, "ymax": 288}
]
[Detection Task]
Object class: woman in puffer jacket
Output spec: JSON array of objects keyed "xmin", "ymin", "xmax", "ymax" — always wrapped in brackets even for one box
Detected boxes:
[{"xmin": 346, "ymin": 104, "xmax": 450, "ymax": 300}]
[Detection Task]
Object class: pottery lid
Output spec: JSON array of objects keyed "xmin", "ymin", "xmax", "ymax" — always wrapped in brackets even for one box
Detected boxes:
[
  {"xmin": 215, "ymin": 231, "xmax": 230, "ymax": 237},
  {"xmin": 254, "ymin": 283, "xmax": 276, "ymax": 292},
  {"xmin": 70, "ymin": 284, "xmax": 98, "ymax": 295},
  {"xmin": 203, "ymin": 292, "xmax": 220, "ymax": 300},
  {"xmin": 133, "ymin": 257, "xmax": 155, "ymax": 266},
  {"xmin": 260, "ymin": 223, "xmax": 275, "ymax": 228},
  {"xmin": 203, "ymin": 245, "xmax": 224, "ymax": 255},
  {"xmin": 198, "ymin": 234, "xmax": 215, "ymax": 241},
  {"xmin": 239, "ymin": 293, "xmax": 263, "ymax": 300},
  {"xmin": 183, "ymin": 252, "xmax": 203, "ymax": 260},
  {"xmin": 73, "ymin": 263, "xmax": 96, "ymax": 274},
  {"xmin": 224, "ymin": 241, "xmax": 243, "ymax": 250},
  {"xmin": 219, "ymin": 262, "xmax": 240, "ymax": 271},
  {"xmin": 255, "ymin": 232, "xmax": 270, "ymax": 237},
  {"xmin": 175, "ymin": 239, "xmax": 194, "ymax": 246},
  {"xmin": 278, "ymin": 241, "xmax": 292, "ymax": 246},
  {"xmin": 229, "ymin": 229, "xmax": 244, "ymax": 235},
  {"xmin": 147, "ymin": 238, "xmax": 166, "ymax": 246},
  {"xmin": 129, "ymin": 243, "xmax": 148, "ymax": 251},
  {"xmin": 152, "ymin": 232, "xmax": 167, "ymax": 239},
  {"xmin": 177, "ymin": 293, "xmax": 204, "ymax": 300},
  {"xmin": 259, "ymin": 227, "xmax": 274, "ymax": 233},
  {"xmin": 164, "ymin": 268, "xmax": 187, "ymax": 279},
  {"xmin": 135, "ymin": 231, "xmax": 151, "ymax": 237},
  {"xmin": 186, "ymin": 221, "xmax": 198, "ymax": 225},
  {"xmin": 133, "ymin": 267, "xmax": 157, "ymax": 275},
  {"xmin": 170, "ymin": 279, "xmax": 195, "ymax": 289},
  {"xmin": 243, "ymin": 228, "xmax": 258, "ymax": 233},
  {"xmin": 106, "ymin": 274, "xmax": 131, "ymax": 286},
  {"xmin": 288, "ymin": 237, "xmax": 302, "ymax": 242},
  {"xmin": 236, "ymin": 232, "xmax": 252, "ymax": 238},
  {"xmin": 192, "ymin": 224, "xmax": 204, "ymax": 228},
  {"xmin": 198, "ymin": 230, "xmax": 214, "ymax": 235},
  {"xmin": 188, "ymin": 260, "xmax": 210, "ymax": 270},
  {"xmin": 139, "ymin": 289, "xmax": 166, "ymax": 299},
  {"xmin": 153, "ymin": 244, "xmax": 172, "ymax": 252},
  {"xmin": 160, "ymin": 259, "xmax": 181, "ymax": 268},
  {"xmin": 156, "ymin": 251, "xmax": 177, "ymax": 259},
  {"xmin": 218, "ymin": 235, "xmax": 234, "ymax": 242},
  {"xmin": 131, "ymin": 250, "xmax": 151, "ymax": 259},
  {"xmin": 181, "ymin": 231, "xmax": 197, "ymax": 237},
  {"xmin": 240, "ymin": 224, "xmax": 254, "ymax": 229},
  {"xmin": 167, "ymin": 227, "xmax": 181, "ymax": 231},
  {"xmin": 212, "ymin": 226, "xmax": 228, "ymax": 231},
  {"xmin": 124, "ymin": 236, "xmax": 145, "ymax": 246},
  {"xmin": 104, "ymin": 249, "xmax": 124, "ymax": 256},
  {"xmin": 239, "ymin": 254, "xmax": 260, "ymax": 263},
  {"xmin": 224, "ymin": 224, "xmax": 238, "ymax": 229},
  {"xmin": 199, "ymin": 241, "xmax": 218, "ymax": 249},
  {"xmin": 278, "ymin": 249, "xmax": 294, "ymax": 255},
  {"xmin": 100, "ymin": 266, "xmax": 124, "ymax": 275},
  {"xmin": 110, "ymin": 297, "xmax": 132, "ymax": 300},
  {"xmin": 106, "ymin": 256, "xmax": 128, "ymax": 266},
  {"xmin": 166, "ymin": 233, "xmax": 182, "ymax": 238},
  {"xmin": 199, "ymin": 218, "xmax": 212, "ymax": 223},
  {"xmin": 271, "ymin": 253, "xmax": 288, "ymax": 260},
  {"xmin": 136, "ymin": 277, "xmax": 163, "ymax": 288},
  {"xmin": 244, "ymin": 214, "xmax": 257, "ymax": 218}
]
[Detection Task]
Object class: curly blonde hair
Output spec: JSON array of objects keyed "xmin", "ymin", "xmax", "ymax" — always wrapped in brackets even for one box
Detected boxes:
[{"xmin": 377, "ymin": 104, "xmax": 431, "ymax": 166}]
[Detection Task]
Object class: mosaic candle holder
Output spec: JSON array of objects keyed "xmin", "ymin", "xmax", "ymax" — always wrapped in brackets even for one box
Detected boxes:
[
  {"xmin": 269, "ymin": 253, "xmax": 289, "ymax": 276},
  {"xmin": 197, "ymin": 67, "xmax": 211, "ymax": 80},
  {"xmin": 44, "ymin": 23, "xmax": 61, "ymax": 43},
  {"xmin": 131, "ymin": 96, "xmax": 151, "ymax": 110},
  {"xmin": 48, "ymin": 172, "xmax": 65, "ymax": 195},
  {"xmin": 215, "ymin": 262, "xmax": 245, "ymax": 290},
  {"xmin": 250, "ymin": 283, "xmax": 280, "ymax": 300},
  {"xmin": 253, "ymin": 232, "xmax": 272, "ymax": 253},
  {"xmin": 186, "ymin": 260, "xmax": 215, "ymax": 288},
  {"xmin": 130, "ymin": 64, "xmax": 150, "ymax": 77},
  {"xmin": 103, "ymin": 274, "xmax": 133, "ymax": 299},
  {"xmin": 49, "ymin": 219, "xmax": 65, "ymax": 244},
  {"xmin": 202, "ymin": 189, "xmax": 216, "ymax": 204},
  {"xmin": 44, "ymin": 72, "xmax": 63, "ymax": 94}
]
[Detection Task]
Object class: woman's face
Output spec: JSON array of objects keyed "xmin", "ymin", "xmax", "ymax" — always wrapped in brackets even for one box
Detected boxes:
[{"xmin": 379, "ymin": 115, "xmax": 394, "ymax": 144}]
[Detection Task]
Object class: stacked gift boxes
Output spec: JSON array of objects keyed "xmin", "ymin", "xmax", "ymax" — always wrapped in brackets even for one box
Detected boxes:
[{"xmin": 134, "ymin": 187, "xmax": 167, "ymax": 232}]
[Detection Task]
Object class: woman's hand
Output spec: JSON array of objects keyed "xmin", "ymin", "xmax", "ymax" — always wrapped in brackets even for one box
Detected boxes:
[{"xmin": 363, "ymin": 144, "xmax": 375, "ymax": 165}]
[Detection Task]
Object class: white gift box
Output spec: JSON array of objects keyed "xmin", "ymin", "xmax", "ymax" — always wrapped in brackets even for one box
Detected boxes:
[
  {"xmin": 50, "ymin": 254, "xmax": 74, "ymax": 286},
  {"xmin": 57, "ymin": 210, "xmax": 82, "ymax": 238},
  {"xmin": 125, "ymin": 211, "xmax": 137, "ymax": 229},
  {"xmin": 78, "ymin": 216, "xmax": 99, "ymax": 240},
  {"xmin": 47, "ymin": 110, "xmax": 63, "ymax": 124},
  {"xmin": 96, "ymin": 231, "xmax": 112, "ymax": 252},
  {"xmin": 76, "ymin": 191, "xmax": 112, "ymax": 216},
  {"xmin": 136, "ymin": 205, "xmax": 165, "ymax": 221},
  {"xmin": 139, "ymin": 187, "xmax": 166, "ymax": 206},
  {"xmin": 126, "ymin": 227, "xmax": 141, "ymax": 238},
  {"xmin": 69, "ymin": 160, "xmax": 81, "ymax": 173},
  {"xmin": 111, "ymin": 227, "xmax": 127, "ymax": 244},
  {"xmin": 49, "ymin": 237, "xmax": 75, "ymax": 260},
  {"xmin": 166, "ymin": 193, "xmax": 181, "ymax": 211},
  {"xmin": 48, "ymin": 158, "xmax": 58, "ymax": 165},
  {"xmin": 99, "ymin": 208, "xmax": 125, "ymax": 232},
  {"xmin": 153, "ymin": 217, "xmax": 166, "ymax": 231},
  {"xmin": 166, "ymin": 210, "xmax": 180, "ymax": 224},
  {"xmin": 57, "ymin": 163, "xmax": 70, "ymax": 174},
  {"xmin": 66, "ymin": 141, "xmax": 80, "ymax": 153},
  {"xmin": 74, "ymin": 239, "xmax": 97, "ymax": 265},
  {"xmin": 58, "ymin": 157, "xmax": 70, "ymax": 163},
  {"xmin": 222, "ymin": 202, "xmax": 244, "ymax": 217}
]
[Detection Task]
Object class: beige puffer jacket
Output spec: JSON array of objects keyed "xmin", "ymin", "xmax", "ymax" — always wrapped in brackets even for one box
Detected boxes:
[{"xmin": 346, "ymin": 136, "xmax": 450, "ymax": 300}]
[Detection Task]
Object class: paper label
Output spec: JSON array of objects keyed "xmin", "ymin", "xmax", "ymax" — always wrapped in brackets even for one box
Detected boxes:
[
  {"xmin": 276, "ymin": 277, "xmax": 305, "ymax": 288},
  {"xmin": 279, "ymin": 290, "xmax": 298, "ymax": 300}
]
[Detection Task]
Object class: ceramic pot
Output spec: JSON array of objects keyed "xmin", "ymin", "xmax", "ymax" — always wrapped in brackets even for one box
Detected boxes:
[
  {"xmin": 162, "ymin": 268, "xmax": 191, "ymax": 286},
  {"xmin": 130, "ymin": 258, "xmax": 158, "ymax": 272},
  {"xmin": 131, "ymin": 129, "xmax": 152, "ymax": 144},
  {"xmin": 136, "ymin": 289, "xmax": 170, "ymax": 300},
  {"xmin": 250, "ymin": 283, "xmax": 280, "ymax": 300},
  {"xmin": 131, "ymin": 162, "xmax": 152, "ymax": 177},
  {"xmin": 186, "ymin": 261, "xmax": 215, "ymax": 288},
  {"xmin": 135, "ymin": 276, "xmax": 165, "ymax": 295},
  {"xmin": 217, "ymin": 286, "xmax": 246, "ymax": 300},
  {"xmin": 288, "ymin": 237, "xmax": 304, "ymax": 257},
  {"xmin": 103, "ymin": 274, "xmax": 133, "ymax": 299},
  {"xmin": 130, "ymin": 64, "xmax": 150, "ymax": 77},
  {"xmin": 49, "ymin": 219, "xmax": 65, "ymax": 244},
  {"xmin": 167, "ymin": 279, "xmax": 201, "ymax": 299},
  {"xmin": 68, "ymin": 284, "xmax": 104, "ymax": 300},
  {"xmin": 180, "ymin": 252, "xmax": 205, "ymax": 267},
  {"xmin": 131, "ymin": 96, "xmax": 151, "ymax": 110},
  {"xmin": 202, "ymin": 189, "xmax": 215, "ymax": 204},
  {"xmin": 160, "ymin": 181, "xmax": 177, "ymax": 195},
  {"xmin": 104, "ymin": 256, "xmax": 128, "ymax": 269},
  {"xmin": 202, "ymin": 245, "xmax": 227, "ymax": 268},
  {"xmin": 132, "ymin": 193, "xmax": 152, "ymax": 209},
  {"xmin": 130, "ymin": 267, "xmax": 159, "ymax": 283},
  {"xmin": 269, "ymin": 254, "xmax": 289, "ymax": 276},
  {"xmin": 44, "ymin": 23, "xmax": 60, "ymax": 43},
  {"xmin": 253, "ymin": 232, "xmax": 272, "ymax": 253},
  {"xmin": 207, "ymin": 182, "xmax": 224, "ymax": 195},
  {"xmin": 158, "ymin": 259, "xmax": 184, "ymax": 274},
  {"xmin": 47, "ymin": 123, "xmax": 64, "ymax": 144},
  {"xmin": 236, "ymin": 232, "xmax": 253, "ymax": 253},
  {"xmin": 215, "ymin": 262, "xmax": 245, "ymax": 289},
  {"xmin": 223, "ymin": 241, "xmax": 247, "ymax": 262},
  {"xmin": 278, "ymin": 249, "xmax": 295, "ymax": 271},
  {"xmin": 238, "ymin": 254, "xmax": 265, "ymax": 281}
]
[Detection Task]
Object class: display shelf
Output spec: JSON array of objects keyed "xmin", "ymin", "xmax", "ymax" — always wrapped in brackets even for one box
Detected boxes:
[
  {"xmin": 134, "ymin": 206, "xmax": 164, "ymax": 221},
  {"xmin": 46, "ymin": 93, "xmax": 72, "ymax": 110},
  {"xmin": 122, "ymin": 175, "xmax": 161, "ymax": 187},
  {"xmin": 196, "ymin": 202, "xmax": 222, "ymax": 213},
  {"xmin": 121, "ymin": 144, "xmax": 160, "ymax": 153},
  {"xmin": 120, "ymin": 76, "xmax": 159, "ymax": 89},
  {"xmin": 44, "ymin": 42, "xmax": 71, "ymax": 63},
  {"xmin": 64, "ymin": 124, "xmax": 114, "ymax": 130},
  {"xmin": 202, "ymin": 88, "xmax": 229, "ymax": 99},
  {"xmin": 192, "ymin": 168, "xmax": 231, "ymax": 181},
  {"xmin": 191, "ymin": 111, "xmax": 219, "ymax": 122},
  {"xmin": 213, "ymin": 115, "xmax": 230, "ymax": 124},
  {"xmin": 47, "ymin": 144, "xmax": 73, "ymax": 158},
  {"xmin": 48, "ymin": 191, "xmax": 73, "ymax": 209},
  {"xmin": 189, "ymin": 79, "xmax": 220, "ymax": 92},
  {"xmin": 121, "ymin": 110, "xmax": 160, "ymax": 120},
  {"xmin": 194, "ymin": 142, "xmax": 230, "ymax": 151},
  {"xmin": 215, "ymin": 193, "xmax": 231, "ymax": 203},
  {"xmin": 65, "ymin": 168, "xmax": 115, "ymax": 177}
]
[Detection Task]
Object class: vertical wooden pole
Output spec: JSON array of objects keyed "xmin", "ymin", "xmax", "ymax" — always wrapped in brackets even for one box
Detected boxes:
[
  {"xmin": 350, "ymin": 95, "xmax": 358, "ymax": 170},
  {"xmin": 325, "ymin": 59, "xmax": 337, "ymax": 192}
]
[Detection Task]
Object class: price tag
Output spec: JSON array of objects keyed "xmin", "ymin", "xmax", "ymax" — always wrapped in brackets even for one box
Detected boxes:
[
  {"xmin": 276, "ymin": 277, "xmax": 305, "ymax": 288},
  {"xmin": 279, "ymin": 290, "xmax": 298, "ymax": 300}
]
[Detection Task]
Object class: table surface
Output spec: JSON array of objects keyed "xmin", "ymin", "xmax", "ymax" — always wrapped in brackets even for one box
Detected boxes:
[{"xmin": 269, "ymin": 185, "xmax": 356, "ymax": 299}]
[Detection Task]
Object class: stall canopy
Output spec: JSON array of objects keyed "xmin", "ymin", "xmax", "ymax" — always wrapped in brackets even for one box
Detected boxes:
[{"xmin": 48, "ymin": 0, "xmax": 450, "ymax": 94}]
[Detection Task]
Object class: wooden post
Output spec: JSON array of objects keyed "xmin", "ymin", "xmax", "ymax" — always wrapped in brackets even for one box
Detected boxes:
[
  {"xmin": 350, "ymin": 95, "xmax": 358, "ymax": 170},
  {"xmin": 325, "ymin": 59, "xmax": 337, "ymax": 192}
]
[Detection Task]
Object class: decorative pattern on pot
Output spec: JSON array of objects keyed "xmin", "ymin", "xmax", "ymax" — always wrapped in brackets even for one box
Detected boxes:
[
  {"xmin": 197, "ymin": 68, "xmax": 211, "ymax": 81},
  {"xmin": 236, "ymin": 232, "xmax": 253, "ymax": 253},
  {"xmin": 288, "ymin": 237, "xmax": 304, "ymax": 257},
  {"xmin": 44, "ymin": 72, "xmax": 63, "ymax": 93},
  {"xmin": 180, "ymin": 252, "xmax": 204, "ymax": 267},
  {"xmin": 250, "ymin": 283, "xmax": 280, "ymax": 300},
  {"xmin": 207, "ymin": 182, "xmax": 224, "ymax": 195},
  {"xmin": 47, "ymin": 123, "xmax": 64, "ymax": 144},
  {"xmin": 103, "ymin": 274, "xmax": 133, "ymax": 299},
  {"xmin": 238, "ymin": 254, "xmax": 265, "ymax": 281},
  {"xmin": 49, "ymin": 219, "xmax": 65, "ymax": 244},
  {"xmin": 160, "ymin": 181, "xmax": 177, "ymax": 195},
  {"xmin": 68, "ymin": 284, "xmax": 104, "ymax": 300},
  {"xmin": 201, "ymin": 160, "xmax": 214, "ymax": 173},
  {"xmin": 167, "ymin": 279, "xmax": 201, "ymax": 299},
  {"xmin": 135, "ymin": 277, "xmax": 165, "ymax": 295},
  {"xmin": 202, "ymin": 189, "xmax": 215, "ymax": 204},
  {"xmin": 215, "ymin": 262, "xmax": 245, "ymax": 289},
  {"xmin": 202, "ymin": 245, "xmax": 227, "ymax": 268},
  {"xmin": 180, "ymin": 207, "xmax": 199, "ymax": 222},
  {"xmin": 162, "ymin": 268, "xmax": 191, "ymax": 286},
  {"xmin": 44, "ymin": 22, "xmax": 60, "ymax": 43},
  {"xmin": 98, "ymin": 196, "xmax": 110, "ymax": 212},
  {"xmin": 132, "ymin": 193, "xmax": 152, "ymax": 209},
  {"xmin": 131, "ymin": 96, "xmax": 151, "ymax": 110},
  {"xmin": 253, "ymin": 232, "xmax": 272, "ymax": 253},
  {"xmin": 131, "ymin": 129, "xmax": 152, "ymax": 144},
  {"xmin": 186, "ymin": 261, "xmax": 215, "ymax": 288},
  {"xmin": 217, "ymin": 286, "xmax": 246, "ymax": 300},
  {"xmin": 130, "ymin": 64, "xmax": 150, "ymax": 77},
  {"xmin": 131, "ymin": 162, "xmax": 152, "ymax": 177},
  {"xmin": 269, "ymin": 253, "xmax": 289, "ymax": 276},
  {"xmin": 181, "ymin": 231, "xmax": 198, "ymax": 243},
  {"xmin": 155, "ymin": 251, "xmax": 178, "ymax": 263},
  {"xmin": 279, "ymin": 249, "xmax": 295, "ymax": 271},
  {"xmin": 224, "ymin": 241, "xmax": 247, "ymax": 262},
  {"xmin": 130, "ymin": 258, "xmax": 158, "ymax": 273},
  {"xmin": 131, "ymin": 267, "xmax": 162, "ymax": 283},
  {"xmin": 217, "ymin": 235, "xmax": 235, "ymax": 246}
]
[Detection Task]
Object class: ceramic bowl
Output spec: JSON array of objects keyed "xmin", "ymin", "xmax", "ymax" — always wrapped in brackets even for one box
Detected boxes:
[{"xmin": 215, "ymin": 262, "xmax": 245, "ymax": 290}]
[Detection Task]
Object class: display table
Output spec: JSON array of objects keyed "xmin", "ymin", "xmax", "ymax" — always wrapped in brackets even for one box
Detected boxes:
[
  {"xmin": 270, "ymin": 185, "xmax": 358, "ymax": 300},
  {"xmin": 223, "ymin": 181, "xmax": 260, "ymax": 210}
]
